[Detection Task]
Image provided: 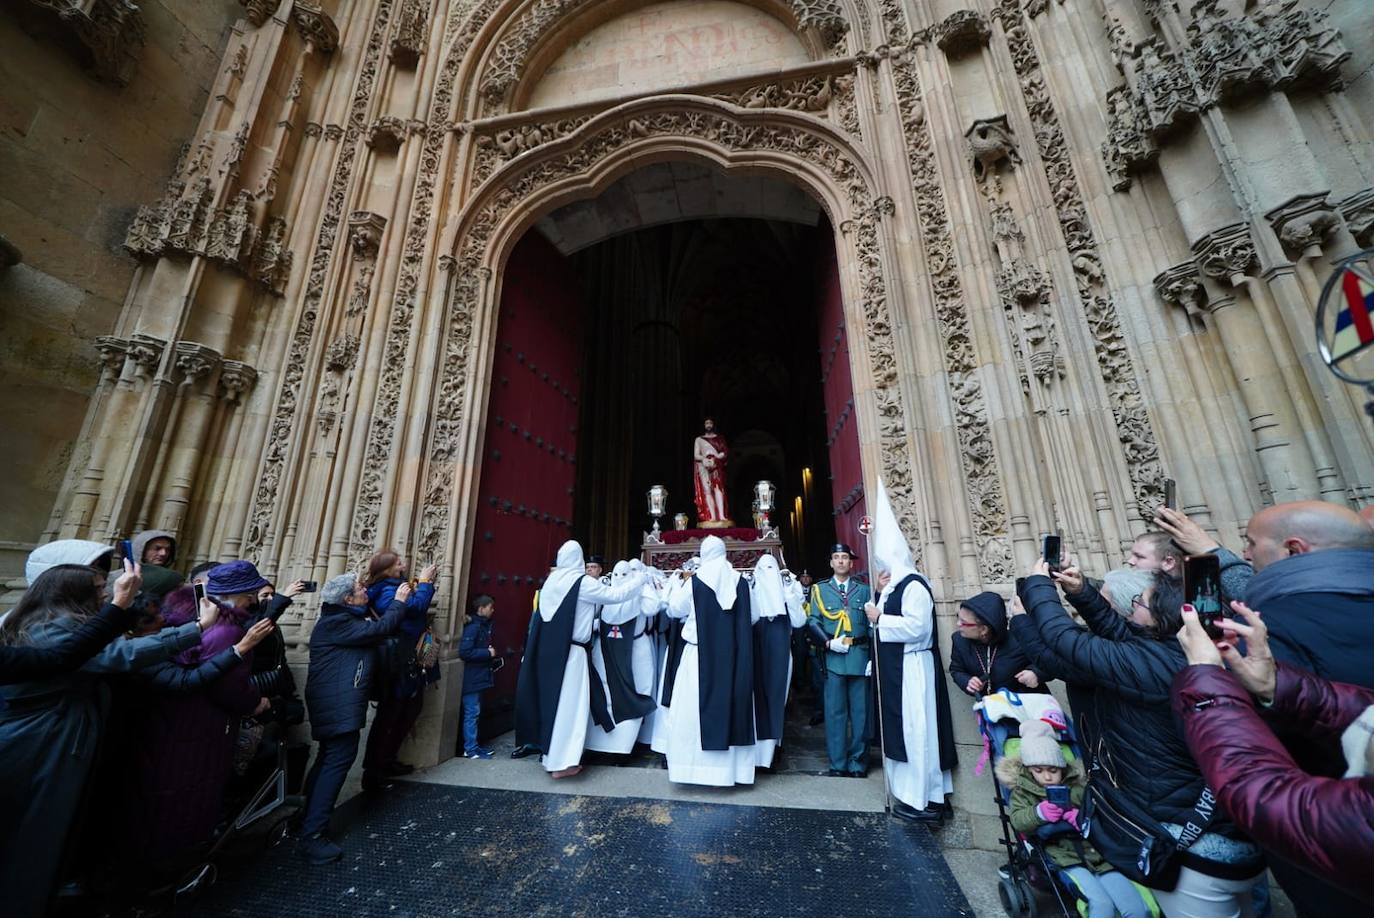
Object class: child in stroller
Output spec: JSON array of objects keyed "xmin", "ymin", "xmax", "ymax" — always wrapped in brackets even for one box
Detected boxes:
[{"xmin": 978, "ymin": 691, "xmax": 1158, "ymax": 918}]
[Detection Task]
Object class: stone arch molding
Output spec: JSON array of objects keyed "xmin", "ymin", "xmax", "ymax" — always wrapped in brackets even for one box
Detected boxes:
[
  {"xmin": 414, "ymin": 97, "xmax": 920, "ymax": 575},
  {"xmin": 472, "ymin": 0, "xmax": 859, "ymax": 114}
]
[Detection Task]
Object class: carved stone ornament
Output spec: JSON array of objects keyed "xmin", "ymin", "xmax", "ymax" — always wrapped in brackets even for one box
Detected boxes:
[
  {"xmin": 218, "ymin": 360, "xmax": 258, "ymax": 398},
  {"xmin": 477, "ymin": 0, "xmax": 849, "ymax": 109},
  {"xmin": 14, "ymin": 0, "xmax": 146, "ymax": 84},
  {"xmin": 1192, "ymin": 223, "xmax": 1257, "ymax": 282},
  {"xmin": 966, "ymin": 116, "xmax": 1021, "ymax": 182},
  {"xmin": 890, "ymin": 42, "xmax": 1012, "ymax": 579},
  {"xmin": 239, "ymin": 0, "xmax": 280, "ymax": 28},
  {"xmin": 1104, "ymin": 2, "xmax": 1350, "ymax": 168},
  {"xmin": 126, "ymin": 333, "xmax": 167, "ymax": 371},
  {"xmin": 124, "ymin": 179, "xmax": 291, "ymax": 295},
  {"xmin": 173, "ymin": 341, "xmax": 222, "ymax": 382},
  {"xmin": 390, "ymin": 0, "xmax": 427, "ymax": 68},
  {"xmin": 94, "ymin": 335, "xmax": 129, "ymax": 374},
  {"xmin": 348, "ymin": 211, "xmax": 387, "ymax": 258},
  {"xmin": 367, "ymin": 116, "xmax": 409, "ymax": 152},
  {"xmin": 1336, "ymin": 187, "xmax": 1374, "ymax": 248},
  {"xmin": 1101, "ymin": 85, "xmax": 1158, "ymax": 192},
  {"xmin": 291, "ymin": 1, "xmax": 340, "ymax": 54},
  {"xmin": 472, "ymin": 72, "xmax": 860, "ymax": 186},
  {"xmin": 934, "ymin": 10, "xmax": 992, "ymax": 56},
  {"xmin": 325, "ymin": 334, "xmax": 361, "ymax": 371},
  {"xmin": 1153, "ymin": 262, "xmax": 1206, "ymax": 309},
  {"xmin": 246, "ymin": 1, "xmax": 395, "ymax": 561},
  {"xmin": 994, "ymin": 0, "xmax": 1164, "ymax": 515},
  {"xmin": 1265, "ymin": 192, "xmax": 1339, "ymax": 255}
]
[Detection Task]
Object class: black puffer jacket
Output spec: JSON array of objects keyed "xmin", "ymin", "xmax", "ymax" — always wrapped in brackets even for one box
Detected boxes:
[
  {"xmin": 304, "ymin": 599, "xmax": 406, "ymax": 739},
  {"xmin": 948, "ymin": 591, "xmax": 1048, "ymax": 697},
  {"xmin": 1019, "ymin": 575, "xmax": 1239, "ymax": 836}
]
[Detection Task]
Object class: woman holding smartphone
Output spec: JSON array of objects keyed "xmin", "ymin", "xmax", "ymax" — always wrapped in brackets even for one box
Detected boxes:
[{"xmin": 361, "ymin": 550, "xmax": 438, "ymax": 789}]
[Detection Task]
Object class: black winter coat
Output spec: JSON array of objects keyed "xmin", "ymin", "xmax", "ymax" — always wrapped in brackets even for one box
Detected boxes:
[
  {"xmin": 948, "ymin": 591, "xmax": 1048, "ymax": 697},
  {"xmin": 304, "ymin": 600, "xmax": 406, "ymax": 740},
  {"xmin": 1018, "ymin": 576, "xmax": 1241, "ymax": 837}
]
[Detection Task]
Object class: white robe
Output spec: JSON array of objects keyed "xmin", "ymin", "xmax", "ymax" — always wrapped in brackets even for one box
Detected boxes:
[
  {"xmin": 662, "ymin": 573, "xmax": 757, "ymax": 786},
  {"xmin": 585, "ymin": 590, "xmax": 659, "ymax": 754},
  {"xmin": 750, "ymin": 572, "xmax": 807, "ymax": 768},
  {"xmin": 875, "ymin": 578, "xmax": 954, "ymax": 809},
  {"xmin": 650, "ymin": 575, "xmax": 691, "ymax": 754},
  {"xmin": 637, "ymin": 583, "xmax": 668, "ymax": 745},
  {"xmin": 541, "ymin": 572, "xmax": 645, "ymax": 772}
]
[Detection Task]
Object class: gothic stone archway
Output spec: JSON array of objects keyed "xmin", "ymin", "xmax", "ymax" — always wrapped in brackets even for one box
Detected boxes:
[{"xmin": 414, "ymin": 97, "xmax": 923, "ymax": 606}]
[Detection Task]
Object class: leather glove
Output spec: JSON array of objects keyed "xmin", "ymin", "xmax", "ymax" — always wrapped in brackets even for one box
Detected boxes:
[
  {"xmin": 1036, "ymin": 801, "xmax": 1064, "ymax": 822},
  {"xmin": 827, "ymin": 638, "xmax": 850, "ymax": 654}
]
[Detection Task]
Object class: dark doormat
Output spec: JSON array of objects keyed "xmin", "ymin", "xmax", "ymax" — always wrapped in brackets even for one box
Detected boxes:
[{"xmin": 176, "ymin": 782, "xmax": 972, "ymax": 917}]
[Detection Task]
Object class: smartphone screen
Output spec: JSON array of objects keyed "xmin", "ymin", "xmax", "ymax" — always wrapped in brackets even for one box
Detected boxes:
[
  {"xmin": 1184, "ymin": 554, "xmax": 1224, "ymax": 639},
  {"xmin": 193, "ymin": 581, "xmax": 207, "ymax": 604},
  {"xmin": 1164, "ymin": 478, "xmax": 1177, "ymax": 511},
  {"xmin": 1042, "ymin": 534, "xmax": 1062, "ymax": 571}
]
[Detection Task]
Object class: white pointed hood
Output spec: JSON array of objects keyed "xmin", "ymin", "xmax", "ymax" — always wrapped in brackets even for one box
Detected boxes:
[
  {"xmin": 695, "ymin": 535, "xmax": 740, "ymax": 610},
  {"xmin": 751, "ymin": 554, "xmax": 786, "ymax": 618},
  {"xmin": 872, "ymin": 478, "xmax": 919, "ymax": 605},
  {"xmin": 539, "ymin": 540, "xmax": 586, "ymax": 621}
]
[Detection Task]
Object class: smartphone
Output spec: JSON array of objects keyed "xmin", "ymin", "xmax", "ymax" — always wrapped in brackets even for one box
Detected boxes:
[
  {"xmin": 120, "ymin": 539, "xmax": 135, "ymax": 564},
  {"xmin": 193, "ymin": 581, "xmax": 207, "ymax": 604},
  {"xmin": 1046, "ymin": 784, "xmax": 1071, "ymax": 807},
  {"xmin": 1163, "ymin": 478, "xmax": 1177, "ymax": 511},
  {"xmin": 299, "ymin": 581, "xmax": 318, "ymax": 593},
  {"xmin": 1183, "ymin": 554, "xmax": 1224, "ymax": 639},
  {"xmin": 1042, "ymin": 533, "xmax": 1062, "ymax": 572}
]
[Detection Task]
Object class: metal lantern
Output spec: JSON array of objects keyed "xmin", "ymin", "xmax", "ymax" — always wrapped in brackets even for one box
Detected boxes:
[
  {"xmin": 753, "ymin": 480, "xmax": 776, "ymax": 530},
  {"xmin": 673, "ymin": 512, "xmax": 689, "ymax": 531},
  {"xmin": 646, "ymin": 485, "xmax": 669, "ymax": 537}
]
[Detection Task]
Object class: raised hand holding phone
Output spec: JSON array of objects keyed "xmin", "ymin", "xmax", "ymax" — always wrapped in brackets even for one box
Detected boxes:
[
  {"xmin": 394, "ymin": 581, "xmax": 413, "ymax": 603},
  {"xmin": 111, "ymin": 556, "xmax": 143, "ymax": 608},
  {"xmin": 1042, "ymin": 533, "xmax": 1062, "ymax": 572}
]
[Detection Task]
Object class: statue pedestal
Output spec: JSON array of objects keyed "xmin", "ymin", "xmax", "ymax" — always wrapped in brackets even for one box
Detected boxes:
[{"xmin": 641, "ymin": 526, "xmax": 783, "ymax": 570}]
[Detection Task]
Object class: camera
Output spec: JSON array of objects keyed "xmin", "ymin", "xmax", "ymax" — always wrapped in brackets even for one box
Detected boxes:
[{"xmin": 1183, "ymin": 554, "xmax": 1224, "ymax": 640}]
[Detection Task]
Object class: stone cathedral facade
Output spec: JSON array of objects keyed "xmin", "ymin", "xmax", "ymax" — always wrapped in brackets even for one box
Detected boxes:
[{"xmin": 3, "ymin": 0, "xmax": 1372, "ymax": 781}]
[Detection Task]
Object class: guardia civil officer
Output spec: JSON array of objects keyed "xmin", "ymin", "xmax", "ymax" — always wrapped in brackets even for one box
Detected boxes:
[{"xmin": 806, "ymin": 544, "xmax": 872, "ymax": 777}]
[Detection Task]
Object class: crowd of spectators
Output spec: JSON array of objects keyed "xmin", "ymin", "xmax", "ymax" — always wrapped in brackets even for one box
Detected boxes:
[
  {"xmin": 967, "ymin": 499, "xmax": 1374, "ymax": 916},
  {"xmin": 0, "ymin": 537, "xmax": 441, "ymax": 915}
]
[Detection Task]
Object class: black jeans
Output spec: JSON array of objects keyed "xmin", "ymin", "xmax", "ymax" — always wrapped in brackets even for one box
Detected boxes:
[
  {"xmin": 300, "ymin": 731, "xmax": 360, "ymax": 837},
  {"xmin": 363, "ymin": 693, "xmax": 424, "ymax": 775}
]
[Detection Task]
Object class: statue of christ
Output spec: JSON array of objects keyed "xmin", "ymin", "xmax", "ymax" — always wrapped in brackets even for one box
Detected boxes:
[{"xmin": 693, "ymin": 417, "xmax": 733, "ymax": 528}]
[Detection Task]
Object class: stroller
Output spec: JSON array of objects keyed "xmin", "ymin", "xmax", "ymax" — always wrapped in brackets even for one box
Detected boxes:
[
  {"xmin": 152, "ymin": 686, "xmax": 310, "ymax": 907},
  {"xmin": 976, "ymin": 691, "xmax": 1158, "ymax": 918}
]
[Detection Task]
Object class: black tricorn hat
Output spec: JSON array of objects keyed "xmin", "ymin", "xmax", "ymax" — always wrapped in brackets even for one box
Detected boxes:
[
  {"xmin": 586, "ymin": 554, "xmax": 607, "ymax": 565},
  {"xmin": 829, "ymin": 543, "xmax": 856, "ymax": 559}
]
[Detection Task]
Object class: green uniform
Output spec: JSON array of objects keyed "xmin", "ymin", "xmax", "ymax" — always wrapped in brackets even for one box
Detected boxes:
[
  {"xmin": 809, "ymin": 575, "xmax": 873, "ymax": 774},
  {"xmin": 808, "ymin": 577, "xmax": 871, "ymax": 675}
]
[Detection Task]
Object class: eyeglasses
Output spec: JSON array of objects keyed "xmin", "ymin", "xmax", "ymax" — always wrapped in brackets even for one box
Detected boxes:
[{"xmin": 1130, "ymin": 594, "xmax": 1148, "ymax": 612}]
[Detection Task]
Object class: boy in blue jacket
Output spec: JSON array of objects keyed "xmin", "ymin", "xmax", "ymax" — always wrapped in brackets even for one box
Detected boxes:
[{"xmin": 458, "ymin": 595, "xmax": 497, "ymax": 759}]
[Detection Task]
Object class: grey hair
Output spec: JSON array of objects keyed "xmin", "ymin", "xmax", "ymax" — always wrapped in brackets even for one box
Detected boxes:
[
  {"xmin": 1101, "ymin": 568, "xmax": 1157, "ymax": 617},
  {"xmin": 321, "ymin": 573, "xmax": 360, "ymax": 605}
]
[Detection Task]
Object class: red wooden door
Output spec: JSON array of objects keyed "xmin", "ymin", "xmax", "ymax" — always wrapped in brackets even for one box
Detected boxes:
[
  {"xmin": 468, "ymin": 231, "xmax": 583, "ymax": 741},
  {"xmin": 817, "ymin": 240, "xmax": 865, "ymax": 555}
]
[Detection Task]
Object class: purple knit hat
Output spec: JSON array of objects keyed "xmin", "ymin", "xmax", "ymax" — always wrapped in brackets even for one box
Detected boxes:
[{"xmin": 205, "ymin": 559, "xmax": 271, "ymax": 596}]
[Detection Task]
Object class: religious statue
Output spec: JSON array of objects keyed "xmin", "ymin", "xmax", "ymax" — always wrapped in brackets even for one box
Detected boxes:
[{"xmin": 693, "ymin": 417, "xmax": 733, "ymax": 528}]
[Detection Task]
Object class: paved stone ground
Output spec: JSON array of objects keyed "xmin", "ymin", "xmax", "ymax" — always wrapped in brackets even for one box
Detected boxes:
[{"xmin": 177, "ymin": 782, "xmax": 972, "ymax": 918}]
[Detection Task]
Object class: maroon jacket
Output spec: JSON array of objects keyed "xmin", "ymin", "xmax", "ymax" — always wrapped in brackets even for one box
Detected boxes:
[{"xmin": 1171, "ymin": 663, "xmax": 1374, "ymax": 905}]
